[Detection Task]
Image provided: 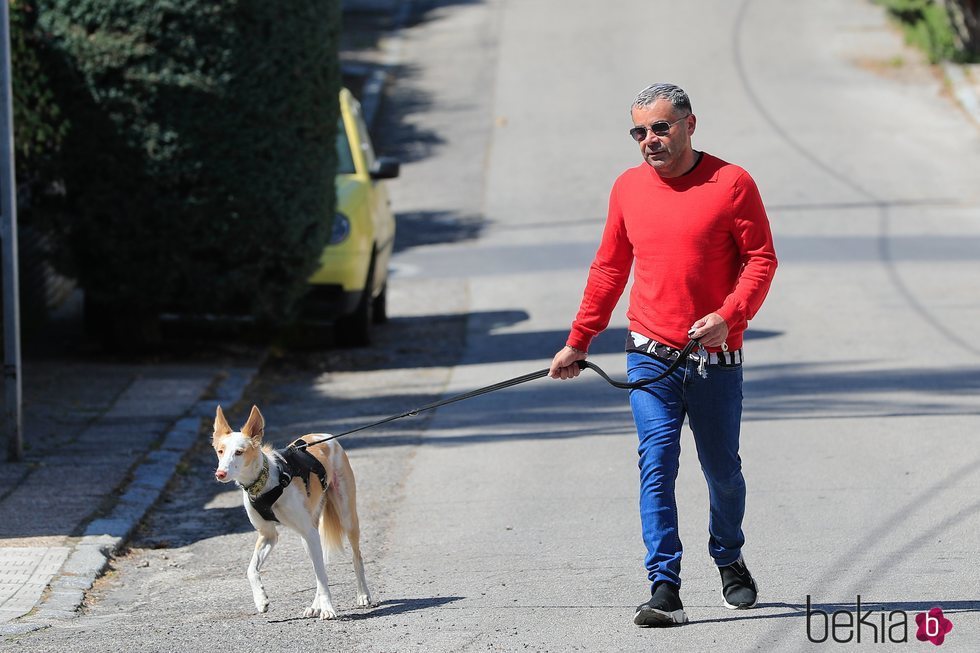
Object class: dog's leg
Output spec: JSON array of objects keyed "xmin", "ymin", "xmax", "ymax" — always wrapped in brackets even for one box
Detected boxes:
[
  {"xmin": 248, "ymin": 525, "xmax": 278, "ymax": 613},
  {"xmin": 336, "ymin": 458, "xmax": 373, "ymax": 607},
  {"xmin": 347, "ymin": 522, "xmax": 372, "ymax": 607},
  {"xmin": 338, "ymin": 496, "xmax": 371, "ymax": 606},
  {"xmin": 297, "ymin": 525, "xmax": 337, "ymax": 620},
  {"xmin": 329, "ymin": 484, "xmax": 372, "ymax": 607},
  {"xmin": 320, "ymin": 498, "xmax": 371, "ymax": 607}
]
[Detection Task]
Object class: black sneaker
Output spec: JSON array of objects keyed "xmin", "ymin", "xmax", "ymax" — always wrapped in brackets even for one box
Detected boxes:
[
  {"xmin": 719, "ymin": 556, "xmax": 758, "ymax": 609},
  {"xmin": 633, "ymin": 581, "xmax": 688, "ymax": 627}
]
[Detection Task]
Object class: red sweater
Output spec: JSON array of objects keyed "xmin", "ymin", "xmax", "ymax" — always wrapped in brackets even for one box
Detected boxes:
[{"xmin": 567, "ymin": 152, "xmax": 777, "ymax": 353}]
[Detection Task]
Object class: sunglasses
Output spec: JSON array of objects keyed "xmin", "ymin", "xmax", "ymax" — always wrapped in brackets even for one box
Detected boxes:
[{"xmin": 628, "ymin": 115, "xmax": 690, "ymax": 142}]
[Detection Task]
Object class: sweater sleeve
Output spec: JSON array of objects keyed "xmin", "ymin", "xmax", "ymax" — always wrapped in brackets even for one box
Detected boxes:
[
  {"xmin": 715, "ymin": 171, "xmax": 778, "ymax": 332},
  {"xmin": 567, "ymin": 182, "xmax": 634, "ymax": 352}
]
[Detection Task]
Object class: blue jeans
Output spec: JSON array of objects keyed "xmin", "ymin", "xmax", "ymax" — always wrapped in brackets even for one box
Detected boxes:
[{"xmin": 626, "ymin": 350, "xmax": 745, "ymax": 591}]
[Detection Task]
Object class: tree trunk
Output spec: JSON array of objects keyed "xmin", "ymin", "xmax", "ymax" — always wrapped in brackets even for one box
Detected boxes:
[{"xmin": 944, "ymin": 0, "xmax": 980, "ymax": 56}]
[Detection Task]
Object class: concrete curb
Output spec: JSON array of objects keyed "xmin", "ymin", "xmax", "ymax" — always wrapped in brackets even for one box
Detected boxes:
[
  {"xmin": 2, "ymin": 365, "xmax": 258, "ymax": 635},
  {"xmin": 945, "ymin": 62, "xmax": 980, "ymax": 126}
]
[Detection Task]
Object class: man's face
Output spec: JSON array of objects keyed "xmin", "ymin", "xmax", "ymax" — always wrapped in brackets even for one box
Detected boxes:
[{"xmin": 630, "ymin": 99, "xmax": 696, "ymax": 177}]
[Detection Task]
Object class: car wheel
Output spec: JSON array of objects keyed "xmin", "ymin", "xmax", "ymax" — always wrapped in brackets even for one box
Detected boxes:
[
  {"xmin": 372, "ymin": 282, "xmax": 388, "ymax": 324},
  {"xmin": 335, "ymin": 264, "xmax": 374, "ymax": 347}
]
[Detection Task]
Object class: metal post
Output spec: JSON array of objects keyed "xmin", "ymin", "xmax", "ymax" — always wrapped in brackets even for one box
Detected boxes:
[{"xmin": 0, "ymin": 0, "xmax": 23, "ymax": 462}]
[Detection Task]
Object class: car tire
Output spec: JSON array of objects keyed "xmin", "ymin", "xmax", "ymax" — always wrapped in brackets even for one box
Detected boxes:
[
  {"xmin": 372, "ymin": 282, "xmax": 388, "ymax": 324},
  {"xmin": 335, "ymin": 262, "xmax": 374, "ymax": 348}
]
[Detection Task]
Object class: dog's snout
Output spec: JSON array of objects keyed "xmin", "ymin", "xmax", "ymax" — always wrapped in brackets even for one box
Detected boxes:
[{"xmin": 215, "ymin": 469, "xmax": 227, "ymax": 481}]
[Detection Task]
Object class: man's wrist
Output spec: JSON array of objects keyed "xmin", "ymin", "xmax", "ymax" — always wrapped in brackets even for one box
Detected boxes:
[{"xmin": 565, "ymin": 345, "xmax": 587, "ymax": 355}]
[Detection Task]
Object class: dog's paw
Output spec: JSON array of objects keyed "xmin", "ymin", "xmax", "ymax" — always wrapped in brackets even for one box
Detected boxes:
[
  {"xmin": 303, "ymin": 606, "xmax": 338, "ymax": 620},
  {"xmin": 356, "ymin": 593, "xmax": 373, "ymax": 608},
  {"xmin": 255, "ymin": 599, "xmax": 269, "ymax": 613},
  {"xmin": 304, "ymin": 597, "xmax": 337, "ymax": 620}
]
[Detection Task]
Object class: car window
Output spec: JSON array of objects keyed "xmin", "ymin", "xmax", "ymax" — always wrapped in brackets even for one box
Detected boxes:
[{"xmin": 336, "ymin": 117, "xmax": 356, "ymax": 175}]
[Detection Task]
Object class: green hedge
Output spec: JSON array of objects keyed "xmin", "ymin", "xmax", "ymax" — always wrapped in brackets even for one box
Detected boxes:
[
  {"xmin": 31, "ymin": 0, "xmax": 341, "ymax": 330},
  {"xmin": 9, "ymin": 1, "xmax": 68, "ymax": 209},
  {"xmin": 877, "ymin": 0, "xmax": 972, "ymax": 63}
]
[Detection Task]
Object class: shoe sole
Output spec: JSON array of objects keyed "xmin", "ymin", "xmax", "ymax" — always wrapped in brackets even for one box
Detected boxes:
[{"xmin": 633, "ymin": 607, "xmax": 688, "ymax": 627}]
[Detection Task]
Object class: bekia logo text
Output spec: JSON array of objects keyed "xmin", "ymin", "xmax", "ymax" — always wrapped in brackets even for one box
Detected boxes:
[{"xmin": 806, "ymin": 596, "xmax": 953, "ymax": 645}]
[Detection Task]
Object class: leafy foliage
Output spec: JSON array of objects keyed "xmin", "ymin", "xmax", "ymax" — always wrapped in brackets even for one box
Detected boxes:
[
  {"xmin": 9, "ymin": 0, "xmax": 69, "ymax": 217},
  {"xmin": 877, "ymin": 0, "xmax": 975, "ymax": 63},
  {"xmin": 25, "ymin": 0, "xmax": 341, "ymax": 326}
]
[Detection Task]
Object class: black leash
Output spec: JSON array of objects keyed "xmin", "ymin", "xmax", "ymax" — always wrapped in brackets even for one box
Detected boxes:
[{"xmin": 293, "ymin": 338, "xmax": 701, "ymax": 451}]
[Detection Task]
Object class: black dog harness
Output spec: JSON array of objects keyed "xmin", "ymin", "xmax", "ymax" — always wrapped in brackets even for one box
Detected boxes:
[{"xmin": 240, "ymin": 441, "xmax": 329, "ymax": 523}]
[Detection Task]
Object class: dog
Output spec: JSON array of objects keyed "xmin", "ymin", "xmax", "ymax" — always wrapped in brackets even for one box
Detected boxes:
[{"xmin": 211, "ymin": 404, "xmax": 371, "ymax": 619}]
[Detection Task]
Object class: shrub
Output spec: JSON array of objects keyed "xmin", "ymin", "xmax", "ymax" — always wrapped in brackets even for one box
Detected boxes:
[
  {"xmin": 8, "ymin": 1, "xmax": 73, "ymax": 332},
  {"xmin": 9, "ymin": 0, "xmax": 68, "ymax": 213},
  {"xmin": 34, "ymin": 0, "xmax": 341, "ymax": 335},
  {"xmin": 877, "ymin": 0, "xmax": 975, "ymax": 63}
]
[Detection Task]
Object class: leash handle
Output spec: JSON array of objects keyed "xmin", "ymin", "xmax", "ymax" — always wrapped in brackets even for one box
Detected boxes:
[{"xmin": 296, "ymin": 338, "xmax": 701, "ymax": 449}]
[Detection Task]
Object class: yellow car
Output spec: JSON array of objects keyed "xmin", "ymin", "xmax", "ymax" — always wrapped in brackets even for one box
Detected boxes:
[{"xmin": 306, "ymin": 88, "xmax": 399, "ymax": 346}]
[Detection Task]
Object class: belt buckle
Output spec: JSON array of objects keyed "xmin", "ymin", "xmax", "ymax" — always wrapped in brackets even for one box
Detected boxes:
[{"xmin": 652, "ymin": 343, "xmax": 679, "ymax": 360}]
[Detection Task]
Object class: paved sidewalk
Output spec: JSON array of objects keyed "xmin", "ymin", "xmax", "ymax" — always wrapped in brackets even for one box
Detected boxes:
[
  {"xmin": 0, "ymin": 354, "xmax": 258, "ymax": 634},
  {"xmin": 946, "ymin": 61, "xmax": 980, "ymax": 126}
]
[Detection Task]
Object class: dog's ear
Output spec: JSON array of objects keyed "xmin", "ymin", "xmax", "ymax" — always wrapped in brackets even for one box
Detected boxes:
[
  {"xmin": 214, "ymin": 405, "xmax": 232, "ymax": 437},
  {"xmin": 241, "ymin": 405, "xmax": 265, "ymax": 441}
]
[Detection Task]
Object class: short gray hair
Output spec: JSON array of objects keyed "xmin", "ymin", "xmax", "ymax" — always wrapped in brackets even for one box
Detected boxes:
[{"xmin": 631, "ymin": 83, "xmax": 692, "ymax": 115}]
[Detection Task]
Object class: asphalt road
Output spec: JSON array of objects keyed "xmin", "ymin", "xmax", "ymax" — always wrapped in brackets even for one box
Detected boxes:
[{"xmin": 9, "ymin": 1, "xmax": 980, "ymax": 651}]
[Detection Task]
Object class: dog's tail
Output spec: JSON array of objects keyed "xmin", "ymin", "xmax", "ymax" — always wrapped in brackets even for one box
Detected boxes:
[{"xmin": 319, "ymin": 496, "xmax": 345, "ymax": 555}]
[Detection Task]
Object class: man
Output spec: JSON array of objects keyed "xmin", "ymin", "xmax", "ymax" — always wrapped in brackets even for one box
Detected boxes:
[{"xmin": 549, "ymin": 83, "xmax": 777, "ymax": 627}]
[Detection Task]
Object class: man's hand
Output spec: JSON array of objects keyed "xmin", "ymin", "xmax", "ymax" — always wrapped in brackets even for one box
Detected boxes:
[
  {"xmin": 549, "ymin": 346, "xmax": 587, "ymax": 380},
  {"xmin": 688, "ymin": 312, "xmax": 729, "ymax": 348}
]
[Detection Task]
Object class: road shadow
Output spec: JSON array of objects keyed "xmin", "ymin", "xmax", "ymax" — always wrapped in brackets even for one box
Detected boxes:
[
  {"xmin": 132, "ymin": 438, "xmax": 260, "ymax": 549},
  {"xmin": 343, "ymin": 595, "xmax": 466, "ymax": 620},
  {"xmin": 351, "ymin": 0, "xmax": 495, "ymax": 251},
  {"xmin": 393, "ymin": 210, "xmax": 484, "ymax": 252},
  {"xmin": 744, "ymin": 362, "xmax": 980, "ymax": 420},
  {"xmin": 265, "ymin": 596, "xmax": 464, "ymax": 624},
  {"xmin": 95, "ymin": 301, "xmax": 975, "ymax": 552},
  {"xmin": 341, "ymin": 0, "xmax": 487, "ymax": 77},
  {"xmin": 352, "ymin": 0, "xmax": 493, "ymax": 165},
  {"xmin": 257, "ymin": 308, "xmax": 783, "ymax": 453},
  {"xmin": 266, "ymin": 302, "xmax": 979, "ymax": 452},
  {"xmin": 276, "ymin": 308, "xmax": 780, "ymax": 373},
  {"xmin": 343, "ymin": 62, "xmax": 488, "ymax": 253}
]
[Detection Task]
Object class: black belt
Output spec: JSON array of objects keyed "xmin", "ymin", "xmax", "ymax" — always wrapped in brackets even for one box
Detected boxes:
[{"xmin": 626, "ymin": 332, "xmax": 743, "ymax": 367}]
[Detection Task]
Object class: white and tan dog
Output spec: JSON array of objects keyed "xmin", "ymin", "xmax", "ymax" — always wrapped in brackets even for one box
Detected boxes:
[{"xmin": 212, "ymin": 405, "xmax": 371, "ymax": 619}]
